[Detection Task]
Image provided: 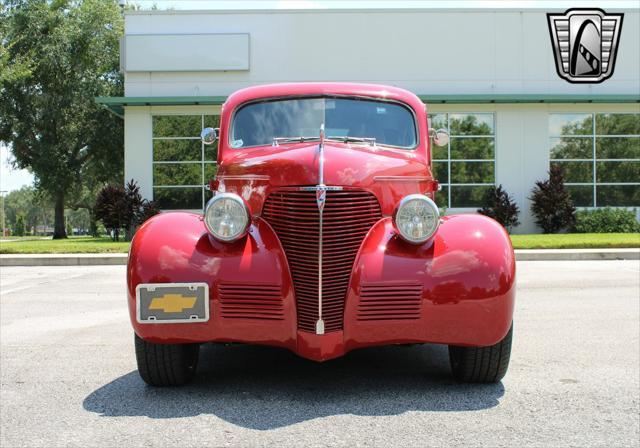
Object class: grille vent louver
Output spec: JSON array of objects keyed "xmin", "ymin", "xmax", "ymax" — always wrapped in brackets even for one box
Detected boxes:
[
  {"xmin": 357, "ymin": 283, "xmax": 423, "ymax": 321},
  {"xmin": 262, "ymin": 189, "xmax": 382, "ymax": 332},
  {"xmin": 218, "ymin": 283, "xmax": 284, "ymax": 320}
]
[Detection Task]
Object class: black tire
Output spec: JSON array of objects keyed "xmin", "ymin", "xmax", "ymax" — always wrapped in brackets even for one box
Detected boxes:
[
  {"xmin": 134, "ymin": 334, "xmax": 200, "ymax": 387},
  {"xmin": 448, "ymin": 324, "xmax": 513, "ymax": 383}
]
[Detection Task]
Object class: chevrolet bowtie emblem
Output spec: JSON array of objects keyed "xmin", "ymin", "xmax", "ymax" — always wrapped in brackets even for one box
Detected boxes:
[{"xmin": 149, "ymin": 294, "xmax": 198, "ymax": 313}]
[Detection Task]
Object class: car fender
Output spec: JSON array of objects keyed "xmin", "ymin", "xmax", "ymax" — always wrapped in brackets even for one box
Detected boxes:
[
  {"xmin": 127, "ymin": 212, "xmax": 297, "ymax": 346},
  {"xmin": 344, "ymin": 214, "xmax": 516, "ymax": 348}
]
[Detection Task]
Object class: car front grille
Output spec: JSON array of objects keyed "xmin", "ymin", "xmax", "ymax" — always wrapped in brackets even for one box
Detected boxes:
[{"xmin": 262, "ymin": 189, "xmax": 382, "ymax": 333}]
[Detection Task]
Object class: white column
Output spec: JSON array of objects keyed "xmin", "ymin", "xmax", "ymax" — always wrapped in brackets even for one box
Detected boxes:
[
  {"xmin": 124, "ymin": 106, "xmax": 153, "ymax": 200},
  {"xmin": 495, "ymin": 105, "xmax": 549, "ymax": 234}
]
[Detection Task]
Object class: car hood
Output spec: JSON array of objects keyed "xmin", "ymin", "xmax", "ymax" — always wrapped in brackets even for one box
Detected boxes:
[
  {"xmin": 216, "ymin": 143, "xmax": 435, "ymax": 216},
  {"xmin": 219, "ymin": 142, "xmax": 428, "ymax": 186}
]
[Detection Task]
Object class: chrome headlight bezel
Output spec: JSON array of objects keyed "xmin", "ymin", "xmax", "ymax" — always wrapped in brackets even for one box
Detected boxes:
[
  {"xmin": 204, "ymin": 192, "xmax": 251, "ymax": 242},
  {"xmin": 393, "ymin": 194, "xmax": 440, "ymax": 244}
]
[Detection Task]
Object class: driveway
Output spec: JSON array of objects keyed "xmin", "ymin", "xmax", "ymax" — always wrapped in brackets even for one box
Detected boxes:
[{"xmin": 1, "ymin": 261, "xmax": 639, "ymax": 447}]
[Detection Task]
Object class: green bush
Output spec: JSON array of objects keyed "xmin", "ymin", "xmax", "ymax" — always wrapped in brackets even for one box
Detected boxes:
[{"xmin": 574, "ymin": 208, "xmax": 640, "ymax": 233}]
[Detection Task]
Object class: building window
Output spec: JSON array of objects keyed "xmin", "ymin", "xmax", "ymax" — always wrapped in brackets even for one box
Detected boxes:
[
  {"xmin": 152, "ymin": 114, "xmax": 220, "ymax": 210},
  {"xmin": 549, "ymin": 113, "xmax": 640, "ymax": 207},
  {"xmin": 428, "ymin": 113, "xmax": 496, "ymax": 208}
]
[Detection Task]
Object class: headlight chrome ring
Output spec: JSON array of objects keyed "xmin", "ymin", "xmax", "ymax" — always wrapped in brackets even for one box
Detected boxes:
[
  {"xmin": 393, "ymin": 194, "xmax": 440, "ymax": 244},
  {"xmin": 204, "ymin": 193, "xmax": 251, "ymax": 242}
]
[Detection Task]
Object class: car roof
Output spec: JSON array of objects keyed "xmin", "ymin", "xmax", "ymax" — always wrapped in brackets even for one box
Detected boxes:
[{"xmin": 224, "ymin": 82, "xmax": 425, "ymax": 113}]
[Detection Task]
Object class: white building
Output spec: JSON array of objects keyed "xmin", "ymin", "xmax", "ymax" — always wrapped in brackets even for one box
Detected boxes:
[{"xmin": 98, "ymin": 5, "xmax": 640, "ymax": 233}]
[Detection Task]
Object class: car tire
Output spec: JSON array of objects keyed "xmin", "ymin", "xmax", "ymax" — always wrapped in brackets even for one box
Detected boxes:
[
  {"xmin": 134, "ymin": 334, "xmax": 200, "ymax": 387},
  {"xmin": 448, "ymin": 324, "xmax": 513, "ymax": 383}
]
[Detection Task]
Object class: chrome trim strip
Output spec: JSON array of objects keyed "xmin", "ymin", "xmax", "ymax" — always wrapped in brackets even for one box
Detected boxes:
[
  {"xmin": 374, "ymin": 176, "xmax": 433, "ymax": 182},
  {"xmin": 315, "ymin": 123, "xmax": 326, "ymax": 335},
  {"xmin": 216, "ymin": 175, "xmax": 271, "ymax": 181},
  {"xmin": 299, "ymin": 185, "xmax": 343, "ymax": 191}
]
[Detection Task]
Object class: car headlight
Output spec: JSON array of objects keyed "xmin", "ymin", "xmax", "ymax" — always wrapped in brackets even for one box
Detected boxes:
[
  {"xmin": 204, "ymin": 193, "xmax": 250, "ymax": 242},
  {"xmin": 393, "ymin": 194, "xmax": 440, "ymax": 244}
]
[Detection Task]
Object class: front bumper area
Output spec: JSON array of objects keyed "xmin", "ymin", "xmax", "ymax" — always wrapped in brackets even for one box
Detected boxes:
[{"xmin": 128, "ymin": 212, "xmax": 515, "ymax": 361}]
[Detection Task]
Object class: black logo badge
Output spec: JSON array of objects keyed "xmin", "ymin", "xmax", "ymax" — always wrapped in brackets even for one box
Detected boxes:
[{"xmin": 547, "ymin": 8, "xmax": 623, "ymax": 83}]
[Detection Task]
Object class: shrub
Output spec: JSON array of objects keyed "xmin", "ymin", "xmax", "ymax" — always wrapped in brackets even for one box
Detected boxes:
[
  {"xmin": 94, "ymin": 185, "xmax": 127, "ymax": 241},
  {"xmin": 477, "ymin": 185, "xmax": 520, "ymax": 232},
  {"xmin": 94, "ymin": 180, "xmax": 160, "ymax": 241},
  {"xmin": 530, "ymin": 165, "xmax": 576, "ymax": 233},
  {"xmin": 574, "ymin": 208, "xmax": 640, "ymax": 233}
]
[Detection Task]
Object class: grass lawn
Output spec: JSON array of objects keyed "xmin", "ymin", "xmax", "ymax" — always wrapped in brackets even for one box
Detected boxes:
[
  {"xmin": 1, "ymin": 233, "xmax": 639, "ymax": 254},
  {"xmin": 0, "ymin": 236, "xmax": 129, "ymax": 254},
  {"xmin": 510, "ymin": 233, "xmax": 640, "ymax": 249}
]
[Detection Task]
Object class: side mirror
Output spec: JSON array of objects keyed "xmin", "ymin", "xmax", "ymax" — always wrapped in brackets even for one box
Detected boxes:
[
  {"xmin": 429, "ymin": 128, "xmax": 449, "ymax": 147},
  {"xmin": 201, "ymin": 127, "xmax": 219, "ymax": 145}
]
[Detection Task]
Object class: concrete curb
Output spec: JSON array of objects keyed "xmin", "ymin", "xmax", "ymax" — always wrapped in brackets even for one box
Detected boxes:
[
  {"xmin": 515, "ymin": 248, "xmax": 639, "ymax": 261},
  {"xmin": 1, "ymin": 249, "xmax": 638, "ymax": 266},
  {"xmin": 0, "ymin": 253, "xmax": 128, "ymax": 266}
]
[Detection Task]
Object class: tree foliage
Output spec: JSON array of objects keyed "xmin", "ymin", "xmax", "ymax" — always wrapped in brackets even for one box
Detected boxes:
[
  {"xmin": 13, "ymin": 214, "xmax": 26, "ymax": 236},
  {"xmin": 94, "ymin": 180, "xmax": 159, "ymax": 241},
  {"xmin": 529, "ymin": 165, "xmax": 577, "ymax": 233},
  {"xmin": 477, "ymin": 185, "xmax": 520, "ymax": 233},
  {"xmin": 1, "ymin": 186, "xmax": 52, "ymax": 234},
  {"xmin": 0, "ymin": 0, "xmax": 124, "ymax": 239}
]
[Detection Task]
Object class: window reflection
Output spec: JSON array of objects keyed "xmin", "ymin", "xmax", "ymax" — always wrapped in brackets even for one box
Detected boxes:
[
  {"xmin": 549, "ymin": 113, "xmax": 640, "ymax": 207},
  {"xmin": 152, "ymin": 114, "xmax": 220, "ymax": 210},
  {"xmin": 428, "ymin": 113, "xmax": 496, "ymax": 208}
]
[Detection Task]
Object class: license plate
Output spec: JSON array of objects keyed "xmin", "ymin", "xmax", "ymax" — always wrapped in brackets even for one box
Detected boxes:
[{"xmin": 136, "ymin": 283, "xmax": 209, "ymax": 324}]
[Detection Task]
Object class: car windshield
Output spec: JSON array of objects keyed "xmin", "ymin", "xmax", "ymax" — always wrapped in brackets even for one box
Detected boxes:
[{"xmin": 230, "ymin": 97, "xmax": 417, "ymax": 149}]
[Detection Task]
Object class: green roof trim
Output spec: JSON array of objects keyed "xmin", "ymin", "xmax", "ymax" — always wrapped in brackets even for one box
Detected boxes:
[
  {"xmin": 96, "ymin": 94, "xmax": 640, "ymax": 118},
  {"xmin": 95, "ymin": 96, "xmax": 227, "ymax": 118}
]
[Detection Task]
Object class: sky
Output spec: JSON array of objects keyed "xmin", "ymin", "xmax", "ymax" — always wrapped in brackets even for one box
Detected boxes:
[
  {"xmin": 0, "ymin": 143, "xmax": 34, "ymax": 193},
  {"xmin": 129, "ymin": 0, "xmax": 640, "ymax": 10}
]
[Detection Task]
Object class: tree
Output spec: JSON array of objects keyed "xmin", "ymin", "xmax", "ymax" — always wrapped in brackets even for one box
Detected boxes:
[
  {"xmin": 477, "ymin": 185, "xmax": 520, "ymax": 233},
  {"xmin": 1, "ymin": 186, "xmax": 53, "ymax": 234},
  {"xmin": 529, "ymin": 165, "xmax": 576, "ymax": 233},
  {"xmin": 14, "ymin": 214, "xmax": 26, "ymax": 236},
  {"xmin": 0, "ymin": 0, "xmax": 124, "ymax": 238}
]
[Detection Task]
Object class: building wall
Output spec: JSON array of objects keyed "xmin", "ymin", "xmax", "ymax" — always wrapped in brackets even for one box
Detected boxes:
[
  {"xmin": 123, "ymin": 8, "xmax": 640, "ymax": 97},
  {"xmin": 121, "ymin": 8, "xmax": 640, "ymax": 233}
]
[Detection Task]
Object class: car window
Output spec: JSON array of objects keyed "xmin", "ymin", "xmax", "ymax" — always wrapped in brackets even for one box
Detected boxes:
[{"xmin": 230, "ymin": 97, "xmax": 417, "ymax": 149}]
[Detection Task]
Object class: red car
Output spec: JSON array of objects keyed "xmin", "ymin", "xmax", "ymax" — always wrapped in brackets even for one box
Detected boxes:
[{"xmin": 128, "ymin": 83, "xmax": 515, "ymax": 386}]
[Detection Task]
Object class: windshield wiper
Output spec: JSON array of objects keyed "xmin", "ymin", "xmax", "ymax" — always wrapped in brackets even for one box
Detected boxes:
[
  {"xmin": 272, "ymin": 136, "xmax": 319, "ymax": 146},
  {"xmin": 326, "ymin": 136, "xmax": 376, "ymax": 146}
]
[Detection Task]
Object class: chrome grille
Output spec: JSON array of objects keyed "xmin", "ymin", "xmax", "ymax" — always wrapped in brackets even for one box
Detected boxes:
[{"xmin": 262, "ymin": 189, "xmax": 382, "ymax": 332}]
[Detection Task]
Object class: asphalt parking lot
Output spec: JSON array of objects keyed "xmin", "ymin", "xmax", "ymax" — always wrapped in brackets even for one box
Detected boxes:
[{"xmin": 1, "ymin": 261, "xmax": 639, "ymax": 447}]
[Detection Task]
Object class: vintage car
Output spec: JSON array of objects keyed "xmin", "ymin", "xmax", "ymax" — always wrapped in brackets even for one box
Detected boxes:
[{"xmin": 128, "ymin": 83, "xmax": 515, "ymax": 387}]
